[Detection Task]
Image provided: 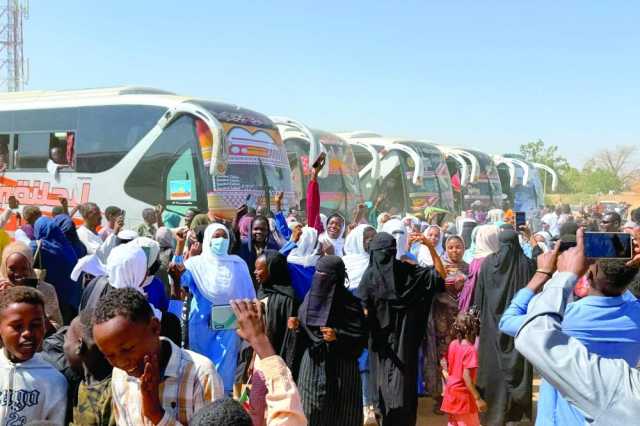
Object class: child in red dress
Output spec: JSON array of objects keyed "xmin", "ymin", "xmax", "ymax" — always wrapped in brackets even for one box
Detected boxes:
[{"xmin": 441, "ymin": 309, "xmax": 487, "ymax": 426}]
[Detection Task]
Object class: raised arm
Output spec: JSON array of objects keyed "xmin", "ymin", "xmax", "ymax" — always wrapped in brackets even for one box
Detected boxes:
[
  {"xmin": 515, "ymin": 229, "xmax": 640, "ymax": 423},
  {"xmin": 306, "ymin": 153, "xmax": 325, "ymax": 234}
]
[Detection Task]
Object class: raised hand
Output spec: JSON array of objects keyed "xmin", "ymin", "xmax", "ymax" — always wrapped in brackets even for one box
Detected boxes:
[
  {"xmin": 140, "ymin": 353, "xmax": 164, "ymax": 424},
  {"xmin": 557, "ymin": 227, "xmax": 588, "ymax": 277},
  {"xmin": 230, "ymin": 299, "xmax": 276, "ymax": 359}
]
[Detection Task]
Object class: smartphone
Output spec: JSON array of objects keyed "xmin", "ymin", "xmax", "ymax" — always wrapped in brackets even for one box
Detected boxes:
[
  {"xmin": 584, "ymin": 232, "xmax": 632, "ymax": 259},
  {"xmin": 312, "ymin": 152, "xmax": 326, "ymax": 169},
  {"xmin": 210, "ymin": 305, "xmax": 238, "ymax": 330},
  {"xmin": 558, "ymin": 240, "xmax": 577, "ymax": 252},
  {"xmin": 15, "ymin": 277, "xmax": 39, "ymax": 288},
  {"xmin": 515, "ymin": 211, "xmax": 526, "ymax": 229}
]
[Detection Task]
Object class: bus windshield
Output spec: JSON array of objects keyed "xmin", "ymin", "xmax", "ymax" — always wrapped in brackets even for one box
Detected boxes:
[
  {"xmin": 315, "ymin": 131, "xmax": 361, "ymax": 213},
  {"xmin": 403, "ymin": 143, "xmax": 455, "ymax": 213},
  {"xmin": 464, "ymin": 150, "xmax": 503, "ymax": 208},
  {"xmin": 513, "ymin": 164, "xmax": 544, "ymax": 212}
]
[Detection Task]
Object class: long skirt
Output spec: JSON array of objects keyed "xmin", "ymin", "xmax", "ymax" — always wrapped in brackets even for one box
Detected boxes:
[{"xmin": 299, "ymin": 349, "xmax": 363, "ymax": 426}]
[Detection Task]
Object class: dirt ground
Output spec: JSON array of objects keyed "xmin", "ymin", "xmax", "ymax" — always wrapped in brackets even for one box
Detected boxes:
[{"xmin": 415, "ymin": 378, "xmax": 540, "ymax": 425}]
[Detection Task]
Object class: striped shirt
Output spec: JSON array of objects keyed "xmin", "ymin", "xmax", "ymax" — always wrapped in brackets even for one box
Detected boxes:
[{"xmin": 111, "ymin": 337, "xmax": 224, "ymax": 426}]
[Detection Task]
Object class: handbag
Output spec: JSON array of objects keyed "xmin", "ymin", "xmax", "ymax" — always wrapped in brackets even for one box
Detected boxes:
[{"xmin": 33, "ymin": 240, "xmax": 47, "ymax": 282}]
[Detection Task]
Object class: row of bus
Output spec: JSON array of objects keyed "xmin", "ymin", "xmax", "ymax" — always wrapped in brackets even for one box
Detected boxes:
[{"xmin": 0, "ymin": 87, "xmax": 557, "ymax": 227}]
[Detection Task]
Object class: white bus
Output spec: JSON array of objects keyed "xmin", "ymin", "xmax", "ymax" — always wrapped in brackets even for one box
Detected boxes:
[{"xmin": 0, "ymin": 87, "xmax": 296, "ymax": 229}]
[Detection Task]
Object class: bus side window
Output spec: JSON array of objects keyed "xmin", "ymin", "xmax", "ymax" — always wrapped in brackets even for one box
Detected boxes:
[
  {"xmin": 14, "ymin": 133, "xmax": 50, "ymax": 169},
  {"xmin": 0, "ymin": 134, "xmax": 9, "ymax": 172},
  {"xmin": 48, "ymin": 131, "xmax": 75, "ymax": 168}
]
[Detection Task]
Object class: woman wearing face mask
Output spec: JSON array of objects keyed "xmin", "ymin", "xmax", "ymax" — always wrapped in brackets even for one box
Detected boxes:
[
  {"xmin": 424, "ymin": 235, "xmax": 469, "ymax": 414},
  {"xmin": 0, "ymin": 241, "xmax": 63, "ymax": 330},
  {"xmin": 182, "ymin": 223, "xmax": 256, "ymax": 394}
]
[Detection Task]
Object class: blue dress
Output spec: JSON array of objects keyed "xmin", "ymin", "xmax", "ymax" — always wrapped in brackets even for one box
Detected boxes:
[{"xmin": 181, "ymin": 270, "xmax": 242, "ymax": 394}]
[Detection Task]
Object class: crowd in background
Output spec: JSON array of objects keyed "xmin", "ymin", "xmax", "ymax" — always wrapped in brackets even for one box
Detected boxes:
[{"xmin": 0, "ymin": 155, "xmax": 639, "ymax": 426}]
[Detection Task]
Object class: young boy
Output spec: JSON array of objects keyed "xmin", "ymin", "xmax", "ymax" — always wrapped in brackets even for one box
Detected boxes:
[
  {"xmin": 65, "ymin": 311, "xmax": 115, "ymax": 426},
  {"xmin": 92, "ymin": 288, "xmax": 223, "ymax": 425},
  {"xmin": 0, "ymin": 286, "xmax": 67, "ymax": 425}
]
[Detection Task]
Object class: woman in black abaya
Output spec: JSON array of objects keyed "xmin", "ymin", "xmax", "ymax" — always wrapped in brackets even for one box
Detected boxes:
[
  {"xmin": 254, "ymin": 250, "xmax": 302, "ymax": 376},
  {"xmin": 298, "ymin": 256, "xmax": 367, "ymax": 426},
  {"xmin": 473, "ymin": 229, "xmax": 535, "ymax": 425},
  {"xmin": 357, "ymin": 232, "xmax": 446, "ymax": 426}
]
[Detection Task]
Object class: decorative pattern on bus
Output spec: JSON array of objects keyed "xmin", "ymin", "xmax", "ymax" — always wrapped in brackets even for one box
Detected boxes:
[{"xmin": 208, "ymin": 124, "xmax": 295, "ymax": 219}]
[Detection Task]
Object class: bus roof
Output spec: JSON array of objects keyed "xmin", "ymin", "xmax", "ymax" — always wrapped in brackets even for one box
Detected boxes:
[{"xmin": 0, "ymin": 86, "xmax": 276, "ymax": 128}]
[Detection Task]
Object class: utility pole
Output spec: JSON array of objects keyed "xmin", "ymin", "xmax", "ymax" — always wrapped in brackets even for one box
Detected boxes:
[{"xmin": 0, "ymin": 0, "xmax": 28, "ymax": 92}]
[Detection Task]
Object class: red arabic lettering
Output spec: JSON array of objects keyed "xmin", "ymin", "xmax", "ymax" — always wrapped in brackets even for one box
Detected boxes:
[{"xmin": 0, "ymin": 181, "xmax": 91, "ymax": 208}]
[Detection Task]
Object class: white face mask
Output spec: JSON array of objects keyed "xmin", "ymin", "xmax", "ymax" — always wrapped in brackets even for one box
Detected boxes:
[{"xmin": 210, "ymin": 237, "xmax": 229, "ymax": 256}]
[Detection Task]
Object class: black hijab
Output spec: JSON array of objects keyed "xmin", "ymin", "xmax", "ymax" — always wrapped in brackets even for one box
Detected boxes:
[
  {"xmin": 473, "ymin": 229, "xmax": 535, "ymax": 424},
  {"xmin": 299, "ymin": 256, "xmax": 364, "ymax": 341},
  {"xmin": 257, "ymin": 250, "xmax": 296, "ymax": 300},
  {"xmin": 357, "ymin": 232, "xmax": 438, "ymax": 329}
]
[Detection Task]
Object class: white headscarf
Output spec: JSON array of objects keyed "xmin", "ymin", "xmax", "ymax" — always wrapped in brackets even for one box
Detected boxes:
[
  {"xmin": 128, "ymin": 237, "xmax": 160, "ymax": 269},
  {"xmin": 184, "ymin": 223, "xmax": 255, "ymax": 304},
  {"xmin": 288, "ymin": 226, "xmax": 320, "ymax": 267},
  {"xmin": 473, "ymin": 225, "xmax": 501, "ymax": 259},
  {"xmin": 382, "ymin": 218, "xmax": 409, "ymax": 260},
  {"xmin": 71, "ymin": 254, "xmax": 106, "ymax": 281},
  {"xmin": 343, "ymin": 224, "xmax": 374, "ymax": 290},
  {"xmin": 107, "ymin": 243, "xmax": 148, "ymax": 291},
  {"xmin": 534, "ymin": 231, "xmax": 552, "ymax": 253},
  {"xmin": 105, "ymin": 241, "xmax": 163, "ymax": 319},
  {"xmin": 417, "ymin": 224, "xmax": 445, "ymax": 267},
  {"xmin": 318, "ymin": 214, "xmax": 346, "ymax": 256}
]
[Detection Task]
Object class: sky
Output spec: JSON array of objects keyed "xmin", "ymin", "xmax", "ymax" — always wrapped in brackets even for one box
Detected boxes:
[{"xmin": 23, "ymin": 1, "xmax": 640, "ymax": 166}]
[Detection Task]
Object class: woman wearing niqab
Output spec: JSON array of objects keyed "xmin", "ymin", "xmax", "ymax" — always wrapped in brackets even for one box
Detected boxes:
[
  {"xmin": 298, "ymin": 256, "xmax": 367, "ymax": 426},
  {"xmin": 357, "ymin": 232, "xmax": 445, "ymax": 426},
  {"xmin": 473, "ymin": 229, "xmax": 535, "ymax": 425}
]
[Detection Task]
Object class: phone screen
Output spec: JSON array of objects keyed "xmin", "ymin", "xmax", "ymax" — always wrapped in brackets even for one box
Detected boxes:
[
  {"xmin": 584, "ymin": 232, "xmax": 632, "ymax": 259},
  {"xmin": 15, "ymin": 277, "xmax": 39, "ymax": 288},
  {"xmin": 210, "ymin": 305, "xmax": 238, "ymax": 330},
  {"xmin": 515, "ymin": 211, "xmax": 526, "ymax": 229}
]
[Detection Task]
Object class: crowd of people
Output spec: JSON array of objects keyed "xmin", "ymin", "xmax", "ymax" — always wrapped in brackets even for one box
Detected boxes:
[{"xmin": 0, "ymin": 154, "xmax": 639, "ymax": 426}]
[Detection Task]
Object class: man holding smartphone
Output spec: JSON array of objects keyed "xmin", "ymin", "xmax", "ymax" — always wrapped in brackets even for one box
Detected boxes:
[{"xmin": 502, "ymin": 229, "xmax": 640, "ymax": 425}]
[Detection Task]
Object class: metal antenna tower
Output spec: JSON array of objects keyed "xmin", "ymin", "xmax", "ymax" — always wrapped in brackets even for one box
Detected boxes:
[{"xmin": 0, "ymin": 0, "xmax": 28, "ymax": 92}]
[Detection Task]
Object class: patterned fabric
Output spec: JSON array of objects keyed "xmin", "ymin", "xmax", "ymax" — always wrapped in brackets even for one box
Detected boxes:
[
  {"xmin": 111, "ymin": 338, "xmax": 224, "ymax": 426},
  {"xmin": 299, "ymin": 349, "xmax": 362, "ymax": 426},
  {"xmin": 72, "ymin": 377, "xmax": 115, "ymax": 426}
]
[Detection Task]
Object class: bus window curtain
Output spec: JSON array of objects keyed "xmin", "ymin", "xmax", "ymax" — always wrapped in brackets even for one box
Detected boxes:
[{"xmin": 66, "ymin": 132, "xmax": 75, "ymax": 167}]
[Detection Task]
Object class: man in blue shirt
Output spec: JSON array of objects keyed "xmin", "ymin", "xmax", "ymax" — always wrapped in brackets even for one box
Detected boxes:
[{"xmin": 500, "ymin": 249, "xmax": 640, "ymax": 425}]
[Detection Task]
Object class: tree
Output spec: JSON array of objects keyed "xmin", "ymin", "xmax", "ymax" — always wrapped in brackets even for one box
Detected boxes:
[
  {"xmin": 519, "ymin": 139, "xmax": 575, "ymax": 192},
  {"xmin": 574, "ymin": 168, "xmax": 623, "ymax": 194},
  {"xmin": 585, "ymin": 145, "xmax": 640, "ymax": 190}
]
